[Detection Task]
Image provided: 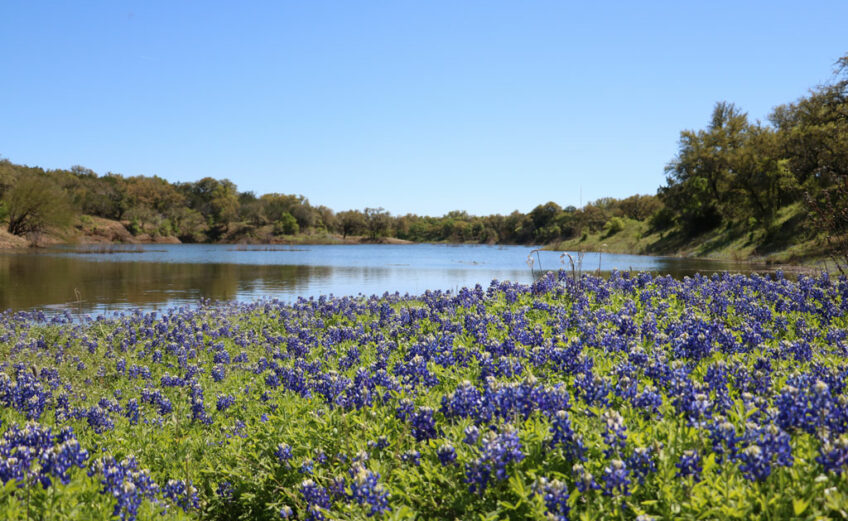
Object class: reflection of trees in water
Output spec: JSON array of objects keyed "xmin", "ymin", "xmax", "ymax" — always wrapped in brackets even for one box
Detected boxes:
[
  {"xmin": 0, "ymin": 250, "xmax": 790, "ymax": 313},
  {"xmin": 0, "ymin": 255, "xmax": 331, "ymax": 312}
]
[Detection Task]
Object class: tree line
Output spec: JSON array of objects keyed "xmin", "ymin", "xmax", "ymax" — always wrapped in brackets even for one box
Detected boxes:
[
  {"xmin": 1, "ymin": 54, "xmax": 846, "ymax": 257},
  {"xmin": 0, "ymin": 157, "xmax": 663, "ymax": 245}
]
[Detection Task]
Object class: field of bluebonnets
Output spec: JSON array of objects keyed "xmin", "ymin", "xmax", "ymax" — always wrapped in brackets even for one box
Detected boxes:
[{"xmin": 2, "ymin": 270, "xmax": 848, "ymax": 520}]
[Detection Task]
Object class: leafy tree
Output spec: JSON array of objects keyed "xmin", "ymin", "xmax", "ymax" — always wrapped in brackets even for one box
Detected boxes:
[
  {"xmin": 771, "ymin": 55, "xmax": 848, "ymax": 191},
  {"xmin": 238, "ymin": 191, "xmax": 266, "ymax": 227},
  {"xmin": 313, "ymin": 205, "xmax": 337, "ymax": 232},
  {"xmin": 806, "ymin": 176, "xmax": 848, "ymax": 274},
  {"xmin": 730, "ymin": 125, "xmax": 798, "ymax": 229},
  {"xmin": 617, "ymin": 194, "xmax": 662, "ymax": 221},
  {"xmin": 125, "ymin": 175, "xmax": 185, "ymax": 214},
  {"xmin": 660, "ymin": 102, "xmax": 749, "ymax": 233},
  {"xmin": 181, "ymin": 178, "xmax": 240, "ymax": 231},
  {"xmin": 167, "ymin": 207, "xmax": 208, "ymax": 242},
  {"xmin": 337, "ymin": 210, "xmax": 367, "ymax": 238},
  {"xmin": 364, "ymin": 207, "xmax": 391, "ymax": 239},
  {"xmin": 4, "ymin": 174, "xmax": 74, "ymax": 236},
  {"xmin": 273, "ymin": 212, "xmax": 299, "ymax": 235}
]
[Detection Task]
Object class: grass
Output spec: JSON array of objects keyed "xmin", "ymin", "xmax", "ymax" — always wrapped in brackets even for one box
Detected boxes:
[{"xmin": 549, "ymin": 204, "xmax": 834, "ymax": 269}]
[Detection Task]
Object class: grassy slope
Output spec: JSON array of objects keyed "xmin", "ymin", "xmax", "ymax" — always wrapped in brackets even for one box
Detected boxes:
[{"xmin": 551, "ymin": 203, "xmax": 830, "ymax": 266}]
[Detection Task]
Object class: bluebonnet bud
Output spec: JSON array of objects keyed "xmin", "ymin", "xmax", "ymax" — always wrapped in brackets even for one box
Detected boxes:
[
  {"xmin": 676, "ymin": 450, "xmax": 702, "ymax": 481},
  {"xmin": 436, "ymin": 444, "xmax": 457, "ymax": 466}
]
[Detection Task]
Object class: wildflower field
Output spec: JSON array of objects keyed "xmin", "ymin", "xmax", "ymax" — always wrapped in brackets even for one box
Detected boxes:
[{"xmin": 2, "ymin": 270, "xmax": 848, "ymax": 520}]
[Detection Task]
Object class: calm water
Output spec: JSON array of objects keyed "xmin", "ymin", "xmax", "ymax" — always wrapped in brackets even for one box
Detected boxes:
[{"xmin": 0, "ymin": 244, "xmax": 780, "ymax": 314}]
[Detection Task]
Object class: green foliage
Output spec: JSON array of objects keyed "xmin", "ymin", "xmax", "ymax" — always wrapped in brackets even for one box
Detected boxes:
[
  {"xmin": 604, "ymin": 217, "xmax": 624, "ymax": 237},
  {"xmin": 3, "ymin": 173, "xmax": 74, "ymax": 236},
  {"xmin": 128, "ymin": 218, "xmax": 142, "ymax": 236},
  {"xmin": 659, "ymin": 53, "xmax": 846, "ymax": 242},
  {"xmin": 806, "ymin": 175, "xmax": 848, "ymax": 274},
  {"xmin": 158, "ymin": 218, "xmax": 174, "ymax": 237},
  {"xmin": 273, "ymin": 212, "xmax": 300, "ymax": 235},
  {"xmin": 364, "ymin": 207, "xmax": 391, "ymax": 239}
]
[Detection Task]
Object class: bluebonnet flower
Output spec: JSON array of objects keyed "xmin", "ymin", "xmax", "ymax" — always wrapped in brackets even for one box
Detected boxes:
[
  {"xmin": 534, "ymin": 477, "xmax": 570, "ymax": 521},
  {"xmin": 627, "ymin": 446, "xmax": 657, "ymax": 485},
  {"xmin": 675, "ymin": 450, "xmax": 702, "ymax": 481},
  {"xmin": 395, "ymin": 399, "xmax": 414, "ymax": 421},
  {"xmin": 299, "ymin": 479, "xmax": 332, "ymax": 521},
  {"xmin": 550, "ymin": 410, "xmax": 585, "ymax": 461},
  {"xmin": 275, "ymin": 443, "xmax": 293, "ymax": 464},
  {"xmin": 817, "ymin": 436, "xmax": 848, "ymax": 474},
  {"xmin": 574, "ymin": 373, "xmax": 610, "ymax": 407},
  {"xmin": 436, "ymin": 444, "xmax": 457, "ymax": 466},
  {"xmin": 0, "ymin": 371, "xmax": 51, "ymax": 420},
  {"xmin": 216, "ymin": 394, "xmax": 235, "ymax": 412},
  {"xmin": 162, "ymin": 479, "xmax": 200, "ymax": 512},
  {"xmin": 602, "ymin": 410, "xmax": 627, "ymax": 458},
  {"xmin": 124, "ymin": 399, "xmax": 140, "ymax": 425},
  {"xmin": 572, "ymin": 464, "xmax": 600, "ymax": 493},
  {"xmin": 464, "ymin": 429, "xmax": 524, "ymax": 493},
  {"xmin": 738, "ymin": 445, "xmax": 770, "ymax": 481},
  {"xmin": 632, "ymin": 386, "xmax": 663, "ymax": 418},
  {"xmin": 602, "ymin": 458, "xmax": 631, "ymax": 496},
  {"xmin": 89, "ymin": 456, "xmax": 161, "ymax": 521},
  {"xmin": 409, "ymin": 407, "xmax": 438, "ymax": 442},
  {"xmin": 83, "ymin": 405, "xmax": 115, "ymax": 433},
  {"xmin": 216, "ymin": 480, "xmax": 233, "ymax": 500},
  {"xmin": 401, "ymin": 450, "xmax": 421, "ymax": 466},
  {"xmin": 740, "ymin": 423, "xmax": 793, "ymax": 478},
  {"xmin": 348, "ymin": 464, "xmax": 391, "ymax": 516},
  {"xmin": 464, "ymin": 425, "xmax": 480, "ymax": 445},
  {"xmin": 708, "ymin": 419, "xmax": 741, "ymax": 464},
  {"xmin": 0, "ymin": 422, "xmax": 88, "ymax": 489},
  {"xmin": 368, "ymin": 436, "xmax": 389, "ymax": 451},
  {"xmin": 211, "ymin": 364, "xmax": 226, "ymax": 382},
  {"xmin": 189, "ymin": 381, "xmax": 213, "ymax": 425},
  {"xmin": 299, "ymin": 459, "xmax": 314, "ymax": 475}
]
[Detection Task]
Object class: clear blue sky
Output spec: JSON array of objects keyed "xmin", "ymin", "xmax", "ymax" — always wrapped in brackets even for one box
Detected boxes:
[{"xmin": 1, "ymin": 2, "xmax": 846, "ymax": 216}]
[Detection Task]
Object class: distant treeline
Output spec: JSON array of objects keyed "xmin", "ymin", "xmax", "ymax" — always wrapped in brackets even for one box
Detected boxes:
[{"xmin": 1, "ymin": 55, "xmax": 846, "ymax": 256}]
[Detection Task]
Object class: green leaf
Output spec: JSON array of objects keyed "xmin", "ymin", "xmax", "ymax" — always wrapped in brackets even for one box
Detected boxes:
[
  {"xmin": 702, "ymin": 452, "xmax": 717, "ymax": 475},
  {"xmin": 793, "ymin": 498, "xmax": 809, "ymax": 516}
]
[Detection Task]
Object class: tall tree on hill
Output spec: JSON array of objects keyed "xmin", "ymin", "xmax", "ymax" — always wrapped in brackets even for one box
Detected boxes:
[
  {"xmin": 729, "ymin": 125, "xmax": 798, "ymax": 230},
  {"xmin": 771, "ymin": 54, "xmax": 848, "ymax": 191},
  {"xmin": 660, "ymin": 102, "xmax": 750, "ymax": 234}
]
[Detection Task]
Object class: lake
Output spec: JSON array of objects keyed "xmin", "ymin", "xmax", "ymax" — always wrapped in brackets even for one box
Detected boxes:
[{"xmin": 0, "ymin": 243, "xmax": 784, "ymax": 315}]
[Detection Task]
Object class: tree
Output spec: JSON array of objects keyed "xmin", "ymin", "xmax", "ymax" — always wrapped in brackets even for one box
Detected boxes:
[
  {"xmin": 337, "ymin": 210, "xmax": 366, "ymax": 238},
  {"xmin": 273, "ymin": 212, "xmax": 300, "ymax": 235},
  {"xmin": 364, "ymin": 207, "xmax": 391, "ymax": 239},
  {"xmin": 4, "ymin": 174, "xmax": 74, "ymax": 236},
  {"xmin": 660, "ymin": 102, "xmax": 750, "ymax": 233},
  {"xmin": 730, "ymin": 125, "xmax": 797, "ymax": 229},
  {"xmin": 806, "ymin": 175, "xmax": 848, "ymax": 274},
  {"xmin": 771, "ymin": 54, "xmax": 848, "ymax": 191}
]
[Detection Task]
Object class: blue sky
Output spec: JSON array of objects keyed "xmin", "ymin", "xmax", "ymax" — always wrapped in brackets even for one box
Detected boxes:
[{"xmin": 1, "ymin": 1, "xmax": 846, "ymax": 216}]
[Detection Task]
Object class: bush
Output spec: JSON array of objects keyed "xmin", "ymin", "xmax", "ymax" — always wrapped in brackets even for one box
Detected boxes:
[
  {"xmin": 128, "ymin": 219, "xmax": 142, "ymax": 236},
  {"xmin": 158, "ymin": 219, "xmax": 174, "ymax": 237},
  {"xmin": 273, "ymin": 212, "xmax": 299, "ymax": 235},
  {"xmin": 604, "ymin": 217, "xmax": 624, "ymax": 236}
]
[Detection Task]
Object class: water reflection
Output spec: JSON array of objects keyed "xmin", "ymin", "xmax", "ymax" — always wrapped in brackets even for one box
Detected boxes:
[
  {"xmin": 0, "ymin": 244, "xmax": 795, "ymax": 314},
  {"xmin": 0, "ymin": 255, "xmax": 332, "ymax": 313}
]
